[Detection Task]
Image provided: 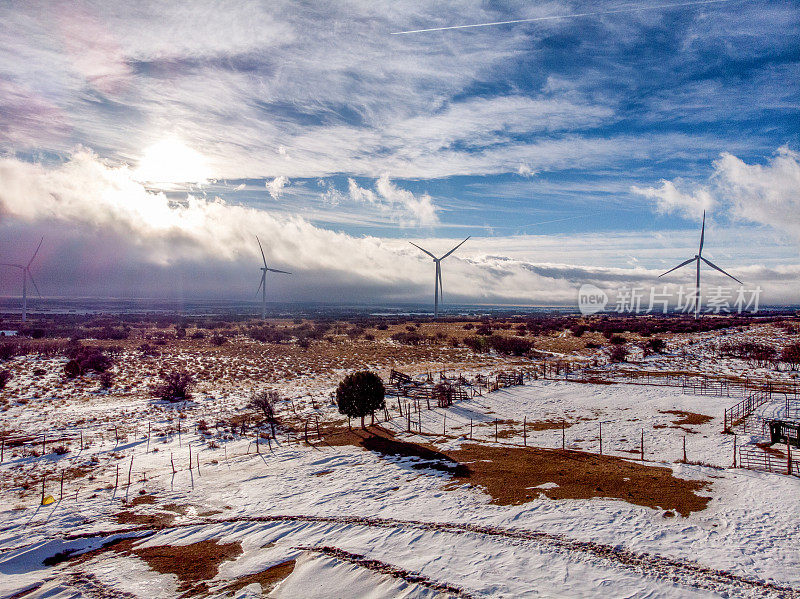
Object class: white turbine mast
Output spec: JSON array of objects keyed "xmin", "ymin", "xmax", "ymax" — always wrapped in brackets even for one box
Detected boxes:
[
  {"xmin": 658, "ymin": 212, "xmax": 741, "ymax": 318},
  {"xmin": 1, "ymin": 236, "xmax": 44, "ymax": 323},
  {"xmin": 255, "ymin": 236, "xmax": 291, "ymax": 319},
  {"xmin": 410, "ymin": 236, "xmax": 470, "ymax": 319}
]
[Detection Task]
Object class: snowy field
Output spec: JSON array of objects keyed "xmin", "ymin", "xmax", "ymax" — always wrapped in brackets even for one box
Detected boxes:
[{"xmin": 1, "ymin": 320, "xmax": 800, "ymax": 598}]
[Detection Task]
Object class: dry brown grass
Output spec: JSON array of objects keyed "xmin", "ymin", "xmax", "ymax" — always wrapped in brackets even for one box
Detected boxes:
[
  {"xmin": 321, "ymin": 427, "xmax": 710, "ymax": 516},
  {"xmin": 221, "ymin": 559, "xmax": 296, "ymax": 595}
]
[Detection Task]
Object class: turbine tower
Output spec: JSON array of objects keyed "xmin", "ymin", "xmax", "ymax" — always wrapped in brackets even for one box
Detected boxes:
[
  {"xmin": 1, "ymin": 236, "xmax": 44, "ymax": 323},
  {"xmin": 255, "ymin": 236, "xmax": 291, "ymax": 319},
  {"xmin": 658, "ymin": 212, "xmax": 741, "ymax": 318},
  {"xmin": 410, "ymin": 237, "xmax": 470, "ymax": 319}
]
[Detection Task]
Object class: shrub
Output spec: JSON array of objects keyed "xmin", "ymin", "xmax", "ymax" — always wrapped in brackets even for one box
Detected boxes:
[
  {"xmin": 0, "ymin": 343, "xmax": 17, "ymax": 361},
  {"xmin": 191, "ymin": 330, "xmax": 206, "ymax": 339},
  {"xmin": 463, "ymin": 336, "xmax": 489, "ymax": 353},
  {"xmin": 153, "ymin": 370, "xmax": 194, "ymax": 402},
  {"xmin": 391, "ymin": 331, "xmax": 425, "ymax": 346},
  {"xmin": 570, "ymin": 324, "xmax": 587, "ymax": 337},
  {"xmin": 487, "ymin": 335, "xmax": 533, "ymax": 356},
  {"xmin": 609, "ymin": 335, "xmax": 626, "ymax": 345},
  {"xmin": 609, "ymin": 345, "xmax": 629, "ymax": 362},
  {"xmin": 99, "ymin": 371, "xmax": 114, "ymax": 389},
  {"xmin": 376, "ymin": 323, "xmax": 389, "ymax": 331},
  {"xmin": 463, "ymin": 323, "xmax": 474, "ymax": 330},
  {"xmin": 0, "ymin": 369, "xmax": 11, "ymax": 389},
  {"xmin": 646, "ymin": 338, "xmax": 666, "ymax": 354},
  {"xmin": 248, "ymin": 389, "xmax": 280, "ymax": 437},
  {"xmin": 336, "ymin": 371, "xmax": 386, "ymax": 429},
  {"xmin": 782, "ymin": 343, "xmax": 800, "ymax": 370},
  {"xmin": 475, "ymin": 325, "xmax": 492, "ymax": 336},
  {"xmin": 64, "ymin": 360, "xmax": 81, "ymax": 378},
  {"xmin": 210, "ymin": 334, "xmax": 227, "ymax": 346}
]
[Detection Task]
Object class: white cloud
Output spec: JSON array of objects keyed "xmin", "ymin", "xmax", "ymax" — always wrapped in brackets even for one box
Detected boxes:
[
  {"xmin": 518, "ymin": 164, "xmax": 535, "ymax": 177},
  {"xmin": 634, "ymin": 147, "xmax": 800, "ymax": 240},
  {"xmin": 266, "ymin": 175, "xmax": 289, "ymax": 199},
  {"xmin": 347, "ymin": 176, "xmax": 438, "ymax": 227},
  {"xmin": 715, "ymin": 146, "xmax": 800, "ymax": 238},
  {"xmin": 631, "ymin": 179, "xmax": 714, "ymax": 218}
]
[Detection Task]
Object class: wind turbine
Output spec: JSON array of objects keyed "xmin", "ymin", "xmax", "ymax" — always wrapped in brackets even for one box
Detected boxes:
[
  {"xmin": 658, "ymin": 211, "xmax": 741, "ymax": 318},
  {"xmin": 410, "ymin": 237, "xmax": 470, "ymax": 319},
  {"xmin": 255, "ymin": 236, "xmax": 291, "ymax": 319},
  {"xmin": 1, "ymin": 237, "xmax": 44, "ymax": 323}
]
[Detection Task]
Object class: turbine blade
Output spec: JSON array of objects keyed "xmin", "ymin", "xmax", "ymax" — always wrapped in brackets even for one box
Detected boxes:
[
  {"xmin": 256, "ymin": 236, "xmax": 268, "ymax": 268},
  {"xmin": 440, "ymin": 236, "xmax": 470, "ymax": 260},
  {"xmin": 700, "ymin": 257, "xmax": 743, "ymax": 285},
  {"xmin": 256, "ymin": 272, "xmax": 265, "ymax": 297},
  {"xmin": 698, "ymin": 211, "xmax": 705, "ymax": 255},
  {"xmin": 658, "ymin": 257, "xmax": 696, "ymax": 277},
  {"xmin": 27, "ymin": 236, "xmax": 44, "ymax": 268},
  {"xmin": 0, "ymin": 263, "xmax": 25, "ymax": 269},
  {"xmin": 27, "ymin": 271, "xmax": 42, "ymax": 298},
  {"xmin": 266, "ymin": 268, "xmax": 291, "ymax": 274},
  {"xmin": 438, "ymin": 266, "xmax": 443, "ymax": 303},
  {"xmin": 409, "ymin": 242, "xmax": 437, "ymax": 260}
]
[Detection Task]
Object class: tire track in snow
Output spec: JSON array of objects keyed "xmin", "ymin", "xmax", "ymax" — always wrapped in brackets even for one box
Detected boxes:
[{"xmin": 55, "ymin": 514, "xmax": 799, "ymax": 598}]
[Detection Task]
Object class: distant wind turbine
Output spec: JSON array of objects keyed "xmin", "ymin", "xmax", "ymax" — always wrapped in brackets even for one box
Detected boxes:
[
  {"xmin": 255, "ymin": 236, "xmax": 291, "ymax": 319},
  {"xmin": 658, "ymin": 212, "xmax": 741, "ymax": 318},
  {"xmin": 410, "ymin": 237, "xmax": 470, "ymax": 319},
  {"xmin": 1, "ymin": 236, "xmax": 44, "ymax": 323}
]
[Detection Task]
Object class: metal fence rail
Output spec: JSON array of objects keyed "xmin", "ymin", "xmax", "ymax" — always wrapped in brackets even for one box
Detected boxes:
[
  {"xmin": 724, "ymin": 390, "xmax": 772, "ymax": 432},
  {"xmin": 738, "ymin": 446, "xmax": 799, "ymax": 476}
]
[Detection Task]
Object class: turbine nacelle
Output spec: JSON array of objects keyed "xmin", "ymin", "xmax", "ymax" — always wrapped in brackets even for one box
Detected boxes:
[
  {"xmin": 411, "ymin": 236, "xmax": 470, "ymax": 318},
  {"xmin": 657, "ymin": 212, "xmax": 741, "ymax": 318}
]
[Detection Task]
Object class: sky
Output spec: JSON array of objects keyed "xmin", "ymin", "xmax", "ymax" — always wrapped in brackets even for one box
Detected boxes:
[{"xmin": 0, "ymin": 0, "xmax": 798, "ymax": 309}]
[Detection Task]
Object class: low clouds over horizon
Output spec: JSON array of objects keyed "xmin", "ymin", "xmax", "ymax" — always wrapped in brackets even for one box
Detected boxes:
[{"xmin": 0, "ymin": 1, "xmax": 798, "ymax": 306}]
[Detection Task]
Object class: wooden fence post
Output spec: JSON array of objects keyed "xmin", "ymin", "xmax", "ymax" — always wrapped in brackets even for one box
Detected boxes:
[
  {"xmin": 41, "ymin": 475, "xmax": 45, "ymax": 505},
  {"xmin": 60, "ymin": 469, "xmax": 64, "ymax": 501},
  {"xmin": 733, "ymin": 434, "xmax": 737, "ymax": 467},
  {"xmin": 127, "ymin": 456, "xmax": 133, "ymax": 488},
  {"xmin": 494, "ymin": 419, "xmax": 498, "ymax": 443},
  {"xmin": 599, "ymin": 421, "xmax": 603, "ymax": 455},
  {"xmin": 443, "ymin": 413, "xmax": 446, "ymax": 437},
  {"xmin": 683, "ymin": 435, "xmax": 687, "ymax": 463},
  {"xmin": 1, "ymin": 438, "xmax": 4, "ymax": 463},
  {"xmin": 170, "ymin": 453, "xmax": 176, "ymax": 474},
  {"xmin": 562, "ymin": 422, "xmax": 565, "ymax": 450},
  {"xmin": 469, "ymin": 418, "xmax": 473, "ymax": 440},
  {"xmin": 196, "ymin": 452, "xmax": 200, "ymax": 476},
  {"xmin": 523, "ymin": 416, "xmax": 527, "ymax": 447},
  {"xmin": 115, "ymin": 465, "xmax": 119, "ymax": 490},
  {"xmin": 189, "ymin": 444, "xmax": 192, "ymax": 470},
  {"xmin": 640, "ymin": 429, "xmax": 644, "ymax": 462},
  {"xmin": 42, "ymin": 434, "xmax": 46, "ymax": 456}
]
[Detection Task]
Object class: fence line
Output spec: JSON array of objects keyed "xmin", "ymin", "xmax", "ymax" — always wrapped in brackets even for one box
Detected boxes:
[{"xmin": 738, "ymin": 446, "xmax": 799, "ymax": 476}]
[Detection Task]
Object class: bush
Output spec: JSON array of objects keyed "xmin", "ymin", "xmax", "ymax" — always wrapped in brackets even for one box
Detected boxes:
[
  {"xmin": 463, "ymin": 336, "xmax": 489, "ymax": 353},
  {"xmin": 391, "ymin": 331, "xmax": 425, "ymax": 346},
  {"xmin": 487, "ymin": 335, "xmax": 533, "ymax": 356},
  {"xmin": 646, "ymin": 338, "xmax": 666, "ymax": 354},
  {"xmin": 609, "ymin": 335, "xmax": 626, "ymax": 345},
  {"xmin": 336, "ymin": 371, "xmax": 386, "ymax": 429},
  {"xmin": 99, "ymin": 371, "xmax": 114, "ymax": 389},
  {"xmin": 0, "ymin": 343, "xmax": 17, "ymax": 361},
  {"xmin": 782, "ymin": 343, "xmax": 800, "ymax": 370},
  {"xmin": 248, "ymin": 389, "xmax": 281, "ymax": 437},
  {"xmin": 64, "ymin": 360, "xmax": 81, "ymax": 378},
  {"xmin": 210, "ymin": 335, "xmax": 227, "ymax": 346},
  {"xmin": 191, "ymin": 330, "xmax": 206, "ymax": 339},
  {"xmin": 609, "ymin": 345, "xmax": 629, "ymax": 362},
  {"xmin": 0, "ymin": 369, "xmax": 11, "ymax": 389},
  {"xmin": 153, "ymin": 370, "xmax": 194, "ymax": 402}
]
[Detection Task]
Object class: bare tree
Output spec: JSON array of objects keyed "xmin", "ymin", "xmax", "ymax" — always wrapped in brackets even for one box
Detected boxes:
[{"xmin": 249, "ymin": 389, "xmax": 280, "ymax": 437}]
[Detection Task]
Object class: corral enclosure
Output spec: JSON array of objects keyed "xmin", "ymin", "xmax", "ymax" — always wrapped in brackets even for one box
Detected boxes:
[{"xmin": 1, "ymin": 312, "xmax": 800, "ymax": 598}]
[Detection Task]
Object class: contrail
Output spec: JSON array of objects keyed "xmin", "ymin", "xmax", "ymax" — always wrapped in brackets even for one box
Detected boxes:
[{"xmin": 391, "ymin": 0, "xmax": 735, "ymax": 35}]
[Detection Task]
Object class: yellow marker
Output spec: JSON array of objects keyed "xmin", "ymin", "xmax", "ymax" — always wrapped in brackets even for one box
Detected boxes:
[{"xmin": 41, "ymin": 495, "xmax": 55, "ymax": 506}]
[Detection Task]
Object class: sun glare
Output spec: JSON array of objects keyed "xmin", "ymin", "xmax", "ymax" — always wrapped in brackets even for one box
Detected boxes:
[{"xmin": 133, "ymin": 137, "xmax": 210, "ymax": 186}]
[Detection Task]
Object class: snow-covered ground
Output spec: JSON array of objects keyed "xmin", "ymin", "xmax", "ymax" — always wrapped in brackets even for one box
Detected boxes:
[{"xmin": 2, "ymin": 376, "xmax": 799, "ymax": 598}]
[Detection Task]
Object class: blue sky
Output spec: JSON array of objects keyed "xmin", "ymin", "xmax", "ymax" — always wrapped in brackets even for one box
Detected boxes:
[{"xmin": 0, "ymin": 1, "xmax": 798, "ymax": 306}]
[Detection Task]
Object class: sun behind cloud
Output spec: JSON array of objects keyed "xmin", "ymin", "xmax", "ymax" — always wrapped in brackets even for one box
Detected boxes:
[{"xmin": 133, "ymin": 137, "xmax": 210, "ymax": 187}]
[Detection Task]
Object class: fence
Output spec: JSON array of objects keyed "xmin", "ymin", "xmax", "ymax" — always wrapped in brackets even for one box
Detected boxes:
[
  {"xmin": 738, "ymin": 446, "xmax": 800, "ymax": 476},
  {"xmin": 723, "ymin": 390, "xmax": 772, "ymax": 432}
]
